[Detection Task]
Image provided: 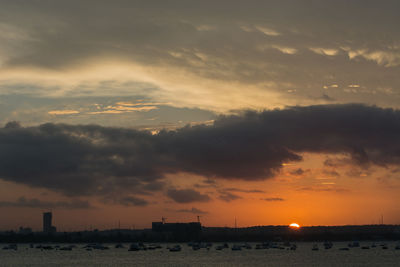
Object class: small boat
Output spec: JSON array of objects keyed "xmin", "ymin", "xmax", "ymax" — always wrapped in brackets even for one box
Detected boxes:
[
  {"xmin": 60, "ymin": 246, "xmax": 72, "ymax": 251},
  {"xmin": 115, "ymin": 243, "xmax": 125, "ymax": 249},
  {"xmin": 348, "ymin": 241, "xmax": 360, "ymax": 248},
  {"xmin": 128, "ymin": 243, "xmax": 140, "ymax": 251},
  {"xmin": 323, "ymin": 241, "xmax": 333, "ymax": 249},
  {"xmin": 243, "ymin": 243, "xmax": 252, "ymax": 249},
  {"xmin": 361, "ymin": 246, "xmax": 370, "ymax": 250},
  {"xmin": 312, "ymin": 244, "xmax": 319, "ymax": 251},
  {"xmin": 169, "ymin": 245, "xmax": 181, "ymax": 252},
  {"xmin": 84, "ymin": 243, "xmax": 108, "ymax": 250},
  {"xmin": 339, "ymin": 247, "xmax": 349, "ymax": 251},
  {"xmin": 255, "ymin": 244, "xmax": 263, "ymax": 249},
  {"xmin": 147, "ymin": 244, "xmax": 160, "ymax": 250},
  {"xmin": 231, "ymin": 245, "xmax": 242, "ymax": 251},
  {"xmin": 2, "ymin": 244, "xmax": 17, "ymax": 250}
]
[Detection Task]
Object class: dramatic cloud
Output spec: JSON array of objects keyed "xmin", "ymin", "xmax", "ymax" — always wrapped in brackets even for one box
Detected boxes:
[
  {"xmin": 166, "ymin": 189, "xmax": 210, "ymax": 203},
  {"xmin": 0, "ymin": 196, "xmax": 92, "ymax": 209},
  {"xmin": 0, "ymin": 0, "xmax": 399, "ymax": 116},
  {"xmin": 0, "ymin": 104, "xmax": 400, "ymax": 197}
]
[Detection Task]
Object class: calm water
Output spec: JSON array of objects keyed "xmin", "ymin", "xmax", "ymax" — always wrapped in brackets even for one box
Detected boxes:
[{"xmin": 1, "ymin": 242, "xmax": 399, "ymax": 266}]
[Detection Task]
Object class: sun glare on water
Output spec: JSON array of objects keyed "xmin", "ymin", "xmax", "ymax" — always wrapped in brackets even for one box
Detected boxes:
[{"xmin": 289, "ymin": 223, "xmax": 300, "ymax": 228}]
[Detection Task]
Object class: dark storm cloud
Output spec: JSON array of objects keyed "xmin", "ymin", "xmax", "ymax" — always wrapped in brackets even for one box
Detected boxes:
[
  {"xmin": 1, "ymin": 104, "xmax": 400, "ymax": 196},
  {"xmin": 166, "ymin": 189, "xmax": 211, "ymax": 203},
  {"xmin": 0, "ymin": 196, "xmax": 92, "ymax": 209}
]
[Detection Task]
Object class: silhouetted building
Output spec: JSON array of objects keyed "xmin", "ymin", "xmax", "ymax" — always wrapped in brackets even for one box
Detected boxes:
[
  {"xmin": 43, "ymin": 212, "xmax": 56, "ymax": 233},
  {"xmin": 18, "ymin": 227, "xmax": 32, "ymax": 235},
  {"xmin": 152, "ymin": 221, "xmax": 201, "ymax": 240}
]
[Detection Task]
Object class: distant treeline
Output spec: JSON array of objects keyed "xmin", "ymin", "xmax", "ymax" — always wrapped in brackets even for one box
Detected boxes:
[{"xmin": 0, "ymin": 225, "xmax": 399, "ymax": 243}]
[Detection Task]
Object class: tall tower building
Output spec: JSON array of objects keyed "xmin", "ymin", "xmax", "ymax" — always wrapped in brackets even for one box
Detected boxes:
[{"xmin": 43, "ymin": 212, "xmax": 54, "ymax": 233}]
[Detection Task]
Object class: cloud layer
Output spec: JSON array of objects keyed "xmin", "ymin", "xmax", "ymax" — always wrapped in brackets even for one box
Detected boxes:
[
  {"xmin": 0, "ymin": 196, "xmax": 91, "ymax": 209},
  {"xmin": 0, "ymin": 0, "xmax": 399, "ymax": 114},
  {"xmin": 1, "ymin": 104, "xmax": 400, "ymax": 197}
]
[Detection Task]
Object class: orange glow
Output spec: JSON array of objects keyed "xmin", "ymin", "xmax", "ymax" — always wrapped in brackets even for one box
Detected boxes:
[{"xmin": 289, "ymin": 223, "xmax": 300, "ymax": 228}]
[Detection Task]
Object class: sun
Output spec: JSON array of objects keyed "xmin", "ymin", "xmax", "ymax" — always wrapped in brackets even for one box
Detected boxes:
[{"xmin": 289, "ymin": 223, "xmax": 300, "ymax": 228}]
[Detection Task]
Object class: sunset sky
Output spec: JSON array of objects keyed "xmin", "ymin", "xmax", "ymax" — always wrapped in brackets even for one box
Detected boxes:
[{"xmin": 0, "ymin": 0, "xmax": 400, "ymax": 231}]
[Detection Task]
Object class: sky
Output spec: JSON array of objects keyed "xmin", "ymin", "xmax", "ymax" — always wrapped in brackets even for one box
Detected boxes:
[{"xmin": 0, "ymin": 0, "xmax": 400, "ymax": 231}]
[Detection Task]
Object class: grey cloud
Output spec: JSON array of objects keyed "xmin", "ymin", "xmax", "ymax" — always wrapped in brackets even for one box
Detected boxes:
[
  {"xmin": 223, "ymin": 188, "xmax": 265, "ymax": 193},
  {"xmin": 289, "ymin": 168, "xmax": 307, "ymax": 176},
  {"xmin": 166, "ymin": 189, "xmax": 210, "ymax": 203},
  {"xmin": 298, "ymin": 187, "xmax": 349, "ymax": 193},
  {"xmin": 175, "ymin": 207, "xmax": 208, "ymax": 214},
  {"xmin": 319, "ymin": 94, "xmax": 336, "ymax": 102},
  {"xmin": 218, "ymin": 192, "xmax": 242, "ymax": 202},
  {"xmin": 261, "ymin": 197, "xmax": 285, "ymax": 202},
  {"xmin": 0, "ymin": 196, "xmax": 92, "ymax": 209},
  {"xmin": 0, "ymin": 1, "xmax": 399, "ymax": 108},
  {"xmin": 322, "ymin": 170, "xmax": 341, "ymax": 177},
  {"xmin": 116, "ymin": 196, "xmax": 149, "ymax": 207},
  {"xmin": 0, "ymin": 104, "xmax": 400, "ymax": 196}
]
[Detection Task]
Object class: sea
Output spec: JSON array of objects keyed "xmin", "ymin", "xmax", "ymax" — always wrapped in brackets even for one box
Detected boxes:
[{"xmin": 1, "ymin": 242, "xmax": 399, "ymax": 266}]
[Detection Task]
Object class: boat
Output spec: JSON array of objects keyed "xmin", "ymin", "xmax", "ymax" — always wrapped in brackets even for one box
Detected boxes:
[
  {"xmin": 60, "ymin": 246, "xmax": 73, "ymax": 251},
  {"xmin": 169, "ymin": 245, "xmax": 181, "ymax": 252},
  {"xmin": 231, "ymin": 244, "xmax": 241, "ymax": 251},
  {"xmin": 312, "ymin": 244, "xmax": 319, "ymax": 251},
  {"xmin": 128, "ymin": 243, "xmax": 140, "ymax": 251},
  {"xmin": 348, "ymin": 241, "xmax": 360, "ymax": 248},
  {"xmin": 323, "ymin": 241, "xmax": 333, "ymax": 249},
  {"xmin": 115, "ymin": 243, "xmax": 125, "ymax": 249},
  {"xmin": 2, "ymin": 244, "xmax": 17, "ymax": 250}
]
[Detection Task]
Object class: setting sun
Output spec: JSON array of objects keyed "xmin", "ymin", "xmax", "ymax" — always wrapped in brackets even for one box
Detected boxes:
[{"xmin": 289, "ymin": 223, "xmax": 300, "ymax": 228}]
